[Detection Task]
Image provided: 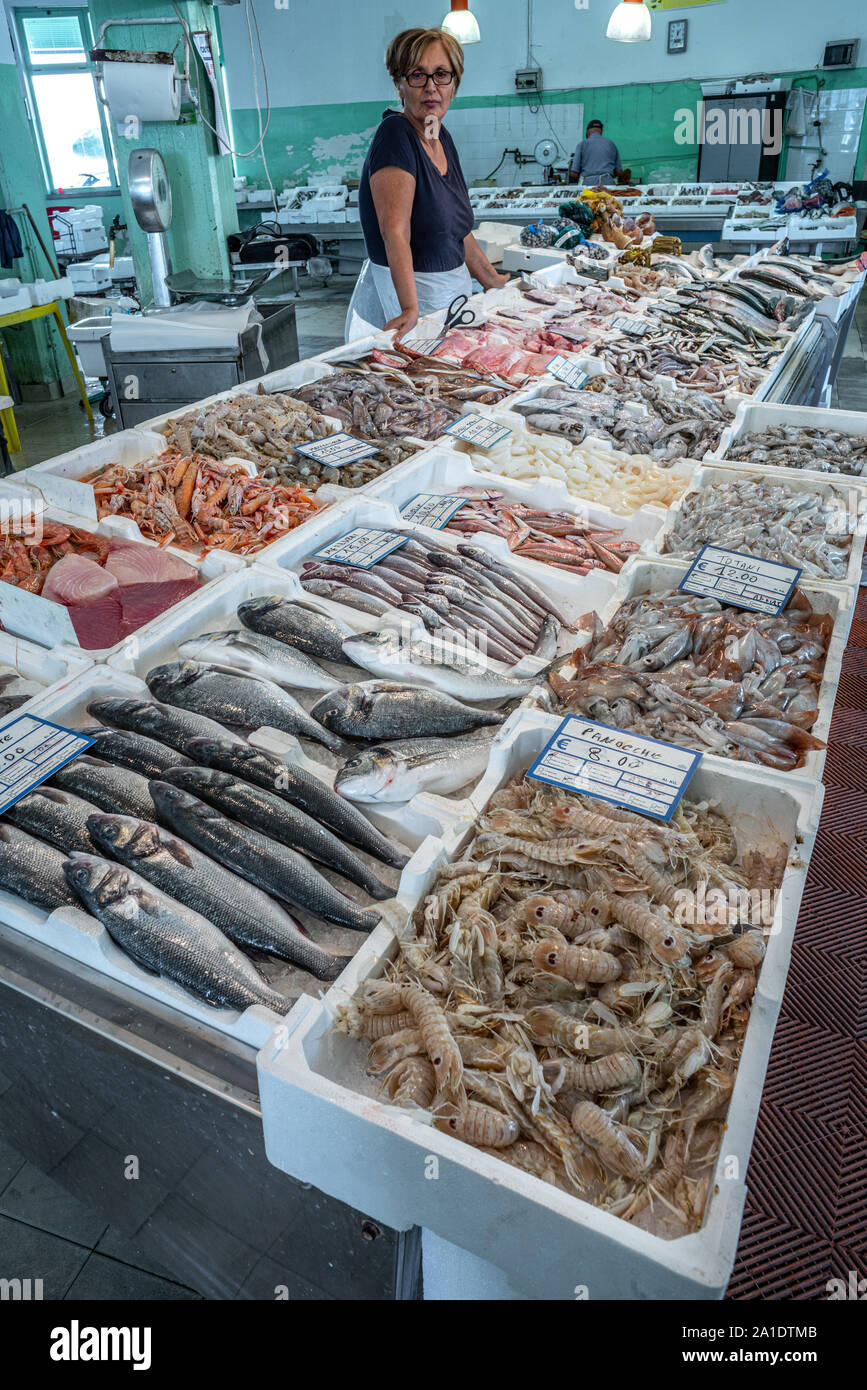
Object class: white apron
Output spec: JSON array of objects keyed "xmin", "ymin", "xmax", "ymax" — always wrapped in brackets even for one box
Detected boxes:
[{"xmin": 345, "ymin": 259, "xmax": 473, "ymax": 340}]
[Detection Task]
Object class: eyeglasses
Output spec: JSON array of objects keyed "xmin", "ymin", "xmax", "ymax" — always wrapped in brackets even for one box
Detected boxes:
[{"xmin": 405, "ymin": 68, "xmax": 455, "ymax": 88}]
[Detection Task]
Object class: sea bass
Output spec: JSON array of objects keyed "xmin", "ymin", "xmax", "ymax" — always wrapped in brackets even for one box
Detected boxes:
[
  {"xmin": 85, "ymin": 726, "xmax": 192, "ymax": 779},
  {"xmin": 340, "ymin": 632, "xmax": 540, "ymax": 703},
  {"xmin": 86, "ymin": 815, "xmax": 350, "ymax": 980},
  {"xmin": 149, "ymin": 781, "xmax": 381, "ymax": 932},
  {"xmin": 50, "ymin": 756, "xmax": 159, "ymax": 820},
  {"xmin": 184, "ymin": 738, "xmax": 409, "ymax": 869},
  {"xmin": 177, "ymin": 628, "xmax": 339, "ymax": 693},
  {"xmin": 0, "ymin": 823, "xmax": 78, "ymax": 909},
  {"xmin": 4, "ymin": 786, "xmax": 102, "ymax": 854},
  {"xmin": 88, "ymin": 697, "xmax": 244, "ymax": 756},
  {"xmin": 162, "ymin": 766, "xmax": 392, "ymax": 900},
  {"xmin": 64, "ymin": 855, "xmax": 292, "ymax": 1012},
  {"xmin": 145, "ymin": 661, "xmax": 342, "ymax": 753}
]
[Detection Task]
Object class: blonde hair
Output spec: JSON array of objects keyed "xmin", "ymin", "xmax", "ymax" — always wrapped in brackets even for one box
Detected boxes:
[{"xmin": 385, "ymin": 27, "xmax": 464, "ymax": 93}]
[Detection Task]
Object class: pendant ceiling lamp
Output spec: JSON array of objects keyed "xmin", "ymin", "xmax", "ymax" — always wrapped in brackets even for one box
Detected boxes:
[
  {"xmin": 606, "ymin": 0, "xmax": 651, "ymax": 43},
  {"xmin": 441, "ymin": 1, "xmax": 481, "ymax": 44}
]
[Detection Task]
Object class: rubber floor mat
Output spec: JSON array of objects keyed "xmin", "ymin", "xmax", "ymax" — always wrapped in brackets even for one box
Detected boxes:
[{"xmin": 727, "ymin": 589, "xmax": 867, "ymax": 1300}]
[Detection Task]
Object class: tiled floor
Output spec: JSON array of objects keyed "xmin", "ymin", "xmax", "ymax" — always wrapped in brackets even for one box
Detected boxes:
[{"xmin": 0, "ymin": 276, "xmax": 865, "ymax": 1301}]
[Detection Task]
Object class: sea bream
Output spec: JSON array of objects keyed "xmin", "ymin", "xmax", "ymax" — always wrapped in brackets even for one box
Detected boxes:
[
  {"xmin": 310, "ymin": 680, "xmax": 507, "ymax": 741},
  {"xmin": 183, "ymin": 737, "xmax": 409, "ymax": 869},
  {"xmin": 149, "ymin": 781, "xmax": 382, "ymax": 931},
  {"xmin": 177, "ymin": 628, "xmax": 340, "ymax": 693},
  {"xmin": 237, "ymin": 596, "xmax": 355, "ymax": 663},
  {"xmin": 145, "ymin": 660, "xmax": 343, "ymax": 753},
  {"xmin": 335, "ymin": 734, "xmax": 496, "ymax": 803},
  {"xmin": 86, "ymin": 814, "xmax": 351, "ymax": 980},
  {"xmin": 161, "ymin": 766, "xmax": 392, "ymax": 900},
  {"xmin": 63, "ymin": 855, "xmax": 292, "ymax": 1012}
]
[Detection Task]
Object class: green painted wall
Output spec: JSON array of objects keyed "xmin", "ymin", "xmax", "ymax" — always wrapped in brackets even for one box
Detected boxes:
[
  {"xmin": 0, "ymin": 60, "xmax": 71, "ymax": 389},
  {"xmin": 230, "ymin": 67, "xmax": 867, "ymax": 189},
  {"xmin": 86, "ymin": 0, "xmax": 238, "ymax": 303}
]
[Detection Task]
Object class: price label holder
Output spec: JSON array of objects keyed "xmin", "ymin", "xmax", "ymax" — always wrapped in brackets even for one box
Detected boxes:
[
  {"xmin": 545, "ymin": 354, "xmax": 589, "ymax": 391},
  {"xmin": 399, "ymin": 493, "xmax": 468, "ymax": 529},
  {"xmin": 528, "ymin": 715, "xmax": 701, "ymax": 823},
  {"xmin": 400, "ymin": 334, "xmax": 446, "ymax": 356},
  {"xmin": 611, "ymin": 314, "xmax": 649, "ymax": 337},
  {"xmin": 443, "ymin": 415, "xmax": 512, "ymax": 450},
  {"xmin": 310, "ymin": 527, "xmax": 408, "ymax": 569},
  {"xmin": 0, "ymin": 716, "xmax": 94, "ymax": 815},
  {"xmin": 295, "ymin": 432, "xmax": 379, "ymax": 467},
  {"xmin": 678, "ymin": 544, "xmax": 801, "ymax": 617}
]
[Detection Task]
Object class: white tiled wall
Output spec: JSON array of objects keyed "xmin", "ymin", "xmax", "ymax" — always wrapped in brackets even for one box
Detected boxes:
[
  {"xmin": 446, "ymin": 101, "xmax": 584, "ymax": 184},
  {"xmin": 785, "ymin": 87, "xmax": 866, "ymax": 184}
]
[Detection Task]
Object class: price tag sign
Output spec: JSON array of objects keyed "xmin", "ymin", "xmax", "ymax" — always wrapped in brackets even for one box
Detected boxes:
[
  {"xmin": 0, "ymin": 716, "xmax": 94, "ymax": 814},
  {"xmin": 400, "ymin": 335, "xmax": 446, "ymax": 356},
  {"xmin": 611, "ymin": 314, "xmax": 649, "ymax": 336},
  {"xmin": 678, "ymin": 545, "xmax": 801, "ymax": 616},
  {"xmin": 443, "ymin": 414, "xmax": 512, "ymax": 449},
  {"xmin": 545, "ymin": 354, "xmax": 589, "ymax": 391},
  {"xmin": 295, "ymin": 432, "xmax": 379, "ymax": 468},
  {"xmin": 528, "ymin": 715, "xmax": 701, "ymax": 823},
  {"xmin": 399, "ymin": 493, "xmax": 468, "ymax": 529},
  {"xmin": 310, "ymin": 527, "xmax": 408, "ymax": 569}
]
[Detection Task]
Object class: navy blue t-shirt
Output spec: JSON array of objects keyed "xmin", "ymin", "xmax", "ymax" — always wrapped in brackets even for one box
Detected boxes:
[{"xmin": 358, "ymin": 111, "xmax": 474, "ymax": 273}]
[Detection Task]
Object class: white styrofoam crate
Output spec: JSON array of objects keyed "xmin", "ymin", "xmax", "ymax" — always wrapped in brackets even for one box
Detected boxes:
[
  {"xmin": 711, "ymin": 400, "xmax": 867, "ymax": 488},
  {"xmin": 0, "ymin": 631, "xmax": 91, "ymax": 717},
  {"xmin": 257, "ymin": 487, "xmax": 620, "ymax": 670},
  {"xmin": 644, "ymin": 463, "xmax": 866, "ymax": 591},
  {"xmin": 106, "ymin": 562, "xmax": 480, "ymax": 855},
  {"xmin": 257, "ymin": 706, "xmax": 824, "ymax": 1300},
  {"xmin": 0, "ymin": 665, "xmax": 292, "ymax": 1047},
  {"xmin": 358, "ymin": 442, "xmax": 664, "ymax": 602},
  {"xmin": 576, "ymin": 555, "xmax": 855, "ymax": 782}
]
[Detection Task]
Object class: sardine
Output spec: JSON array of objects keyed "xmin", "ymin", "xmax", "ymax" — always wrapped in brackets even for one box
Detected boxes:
[
  {"xmin": 149, "ymin": 781, "xmax": 381, "ymax": 932},
  {"xmin": 86, "ymin": 815, "xmax": 350, "ymax": 980},
  {"xmin": 63, "ymin": 855, "xmax": 292, "ymax": 1012},
  {"xmin": 145, "ymin": 661, "xmax": 343, "ymax": 753},
  {"xmin": 0, "ymin": 823, "xmax": 78, "ymax": 910},
  {"xmin": 184, "ymin": 737, "xmax": 409, "ymax": 869},
  {"xmin": 177, "ymin": 629, "xmax": 339, "ymax": 693},
  {"xmin": 162, "ymin": 766, "xmax": 392, "ymax": 900},
  {"xmin": 237, "ymin": 596, "xmax": 354, "ymax": 663}
]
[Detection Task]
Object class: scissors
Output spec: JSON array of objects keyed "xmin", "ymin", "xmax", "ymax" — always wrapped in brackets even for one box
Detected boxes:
[{"xmin": 443, "ymin": 293, "xmax": 478, "ymax": 331}]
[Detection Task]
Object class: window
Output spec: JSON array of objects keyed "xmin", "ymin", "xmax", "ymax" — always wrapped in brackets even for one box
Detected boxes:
[{"xmin": 14, "ymin": 8, "xmax": 118, "ymax": 193}]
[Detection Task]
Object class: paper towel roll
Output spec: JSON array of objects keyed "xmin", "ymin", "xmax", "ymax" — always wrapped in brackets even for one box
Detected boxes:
[{"xmin": 103, "ymin": 61, "xmax": 180, "ymax": 123}]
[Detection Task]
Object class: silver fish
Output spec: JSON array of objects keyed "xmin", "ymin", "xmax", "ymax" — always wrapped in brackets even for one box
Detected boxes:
[
  {"xmin": 340, "ymin": 632, "xmax": 538, "ymax": 703},
  {"xmin": 50, "ymin": 756, "xmax": 159, "ymax": 820},
  {"xmin": 0, "ymin": 823, "xmax": 78, "ymax": 910},
  {"xmin": 4, "ymin": 786, "xmax": 102, "ymax": 854},
  {"xmin": 87, "ymin": 697, "xmax": 243, "ymax": 756},
  {"xmin": 63, "ymin": 855, "xmax": 291, "ymax": 1012},
  {"xmin": 149, "ymin": 781, "xmax": 381, "ymax": 932},
  {"xmin": 237, "ymin": 596, "xmax": 354, "ymax": 663},
  {"xmin": 85, "ymin": 727, "xmax": 192, "ymax": 779},
  {"xmin": 310, "ymin": 679, "xmax": 507, "ymax": 741},
  {"xmin": 86, "ymin": 815, "xmax": 350, "ymax": 980},
  {"xmin": 335, "ymin": 734, "xmax": 495, "ymax": 803},
  {"xmin": 177, "ymin": 629, "xmax": 339, "ymax": 693},
  {"xmin": 145, "ymin": 661, "xmax": 343, "ymax": 753},
  {"xmin": 161, "ymin": 766, "xmax": 392, "ymax": 901}
]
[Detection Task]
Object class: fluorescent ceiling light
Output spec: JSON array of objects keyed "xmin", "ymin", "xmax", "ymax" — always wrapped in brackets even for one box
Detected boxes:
[
  {"xmin": 606, "ymin": 0, "xmax": 651, "ymax": 43},
  {"xmin": 442, "ymin": 3, "xmax": 481, "ymax": 44}
]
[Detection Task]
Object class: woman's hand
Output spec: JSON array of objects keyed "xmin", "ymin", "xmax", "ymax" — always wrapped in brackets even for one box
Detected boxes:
[{"xmin": 385, "ymin": 307, "xmax": 419, "ymax": 341}]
